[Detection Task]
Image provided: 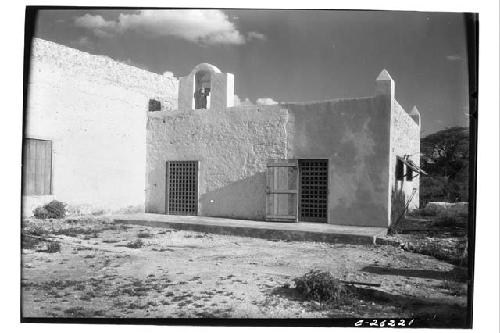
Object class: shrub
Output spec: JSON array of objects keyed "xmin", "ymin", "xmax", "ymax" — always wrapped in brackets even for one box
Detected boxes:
[
  {"xmin": 126, "ymin": 239, "xmax": 144, "ymax": 248},
  {"xmin": 22, "ymin": 235, "xmax": 41, "ymax": 249},
  {"xmin": 33, "ymin": 200, "xmax": 67, "ymax": 219},
  {"xmin": 137, "ymin": 231, "xmax": 152, "ymax": 238},
  {"xmin": 33, "ymin": 207, "xmax": 50, "ymax": 219},
  {"xmin": 91, "ymin": 209, "xmax": 106, "ymax": 216},
  {"xmin": 44, "ymin": 200, "xmax": 66, "ymax": 219},
  {"xmin": 294, "ymin": 270, "xmax": 355, "ymax": 304},
  {"xmin": 47, "ymin": 241, "xmax": 61, "ymax": 253}
]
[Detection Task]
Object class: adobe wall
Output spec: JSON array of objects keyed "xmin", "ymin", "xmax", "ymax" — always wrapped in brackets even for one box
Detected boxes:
[
  {"xmin": 389, "ymin": 101, "xmax": 421, "ymax": 211},
  {"xmin": 146, "ymin": 106, "xmax": 288, "ymax": 219},
  {"xmin": 24, "ymin": 38, "xmax": 178, "ymax": 215},
  {"xmin": 283, "ymin": 96, "xmax": 392, "ymax": 227}
]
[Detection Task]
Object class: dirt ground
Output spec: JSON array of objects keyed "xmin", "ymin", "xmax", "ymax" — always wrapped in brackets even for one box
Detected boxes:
[{"xmin": 21, "ymin": 217, "xmax": 468, "ymax": 325}]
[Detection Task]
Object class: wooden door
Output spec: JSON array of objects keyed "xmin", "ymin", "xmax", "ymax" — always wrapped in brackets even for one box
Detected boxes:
[
  {"xmin": 23, "ymin": 139, "xmax": 52, "ymax": 195},
  {"xmin": 265, "ymin": 159, "xmax": 298, "ymax": 222}
]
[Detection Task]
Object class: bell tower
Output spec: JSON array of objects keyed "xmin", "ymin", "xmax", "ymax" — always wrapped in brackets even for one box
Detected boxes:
[{"xmin": 178, "ymin": 63, "xmax": 234, "ymax": 110}]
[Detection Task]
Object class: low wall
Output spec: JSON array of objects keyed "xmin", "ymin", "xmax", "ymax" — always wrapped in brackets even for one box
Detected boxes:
[{"xmin": 424, "ymin": 202, "xmax": 468, "ymax": 217}]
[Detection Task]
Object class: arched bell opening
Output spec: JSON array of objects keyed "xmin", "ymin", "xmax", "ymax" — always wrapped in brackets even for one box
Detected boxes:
[{"xmin": 193, "ymin": 70, "xmax": 211, "ymax": 109}]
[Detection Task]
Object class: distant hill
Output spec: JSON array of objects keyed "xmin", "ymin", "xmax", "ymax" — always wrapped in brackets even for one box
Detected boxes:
[{"xmin": 420, "ymin": 127, "xmax": 470, "ymax": 205}]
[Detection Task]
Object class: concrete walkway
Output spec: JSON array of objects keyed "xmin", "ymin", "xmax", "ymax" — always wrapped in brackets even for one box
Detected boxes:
[{"xmin": 111, "ymin": 213, "xmax": 388, "ymax": 246}]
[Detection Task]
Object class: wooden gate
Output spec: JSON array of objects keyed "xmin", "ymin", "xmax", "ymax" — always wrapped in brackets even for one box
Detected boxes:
[{"xmin": 265, "ymin": 159, "xmax": 298, "ymax": 222}]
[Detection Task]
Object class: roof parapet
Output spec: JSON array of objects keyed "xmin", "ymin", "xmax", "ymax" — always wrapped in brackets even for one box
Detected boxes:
[
  {"xmin": 408, "ymin": 105, "xmax": 421, "ymax": 126},
  {"xmin": 375, "ymin": 69, "xmax": 395, "ymax": 98}
]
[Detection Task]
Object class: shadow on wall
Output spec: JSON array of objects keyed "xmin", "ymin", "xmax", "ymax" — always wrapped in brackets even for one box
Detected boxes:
[{"xmin": 199, "ymin": 172, "xmax": 266, "ymax": 221}]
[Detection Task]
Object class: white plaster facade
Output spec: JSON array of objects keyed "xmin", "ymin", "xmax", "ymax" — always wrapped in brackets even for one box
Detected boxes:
[
  {"xmin": 24, "ymin": 39, "xmax": 421, "ymax": 228},
  {"xmin": 23, "ymin": 38, "xmax": 178, "ymax": 216},
  {"xmin": 146, "ymin": 63, "xmax": 421, "ymax": 227}
]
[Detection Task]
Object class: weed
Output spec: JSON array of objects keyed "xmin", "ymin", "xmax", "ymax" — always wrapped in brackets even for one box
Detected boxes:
[
  {"xmin": 409, "ymin": 208, "xmax": 437, "ymax": 217},
  {"xmin": 126, "ymin": 239, "xmax": 144, "ymax": 248},
  {"xmin": 91, "ymin": 209, "xmax": 106, "ymax": 216},
  {"xmin": 63, "ymin": 306, "xmax": 88, "ymax": 317},
  {"xmin": 53, "ymin": 227, "xmax": 96, "ymax": 237},
  {"xmin": 33, "ymin": 207, "xmax": 50, "ymax": 220},
  {"xmin": 137, "ymin": 231, "xmax": 153, "ymax": 238},
  {"xmin": 434, "ymin": 216, "xmax": 465, "ymax": 228},
  {"xmin": 294, "ymin": 270, "xmax": 356, "ymax": 305},
  {"xmin": 34, "ymin": 200, "xmax": 66, "ymax": 219},
  {"xmin": 22, "ymin": 234, "xmax": 42, "ymax": 249},
  {"xmin": 439, "ymin": 280, "xmax": 467, "ymax": 296},
  {"xmin": 47, "ymin": 241, "xmax": 61, "ymax": 253},
  {"xmin": 102, "ymin": 239, "xmax": 120, "ymax": 243},
  {"xmin": 389, "ymin": 189, "xmax": 407, "ymax": 234}
]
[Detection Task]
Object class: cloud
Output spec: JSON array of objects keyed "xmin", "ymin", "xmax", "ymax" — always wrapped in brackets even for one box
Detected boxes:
[
  {"xmin": 445, "ymin": 55, "xmax": 462, "ymax": 61},
  {"xmin": 74, "ymin": 10, "xmax": 246, "ymax": 45},
  {"xmin": 256, "ymin": 97, "xmax": 279, "ymax": 105},
  {"xmin": 69, "ymin": 36, "xmax": 95, "ymax": 51},
  {"xmin": 74, "ymin": 14, "xmax": 116, "ymax": 38},
  {"xmin": 74, "ymin": 13, "xmax": 115, "ymax": 29},
  {"xmin": 247, "ymin": 31, "xmax": 266, "ymax": 41}
]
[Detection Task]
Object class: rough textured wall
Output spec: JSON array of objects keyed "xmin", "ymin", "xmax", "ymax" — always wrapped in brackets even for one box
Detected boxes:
[
  {"xmin": 24, "ymin": 38, "xmax": 178, "ymax": 214},
  {"xmin": 146, "ymin": 105, "xmax": 288, "ymax": 219},
  {"xmin": 178, "ymin": 75, "xmax": 194, "ymax": 110},
  {"xmin": 389, "ymin": 100, "xmax": 421, "ymax": 212},
  {"xmin": 284, "ymin": 96, "xmax": 392, "ymax": 227}
]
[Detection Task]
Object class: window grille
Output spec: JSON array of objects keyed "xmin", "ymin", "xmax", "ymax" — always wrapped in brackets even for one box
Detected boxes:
[
  {"xmin": 166, "ymin": 161, "xmax": 198, "ymax": 215},
  {"xmin": 299, "ymin": 159, "xmax": 328, "ymax": 222}
]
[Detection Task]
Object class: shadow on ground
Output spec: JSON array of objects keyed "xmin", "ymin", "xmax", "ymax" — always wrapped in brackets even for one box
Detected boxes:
[
  {"xmin": 270, "ymin": 284, "xmax": 468, "ymax": 327},
  {"xmin": 360, "ymin": 265, "xmax": 467, "ymax": 282}
]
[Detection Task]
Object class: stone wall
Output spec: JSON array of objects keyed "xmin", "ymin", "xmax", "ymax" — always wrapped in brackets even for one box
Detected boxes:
[
  {"xmin": 146, "ymin": 105, "xmax": 288, "ymax": 219},
  {"xmin": 24, "ymin": 38, "xmax": 178, "ymax": 215},
  {"xmin": 283, "ymin": 96, "xmax": 392, "ymax": 227}
]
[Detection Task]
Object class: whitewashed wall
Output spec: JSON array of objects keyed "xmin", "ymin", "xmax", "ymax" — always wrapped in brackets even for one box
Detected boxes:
[{"xmin": 23, "ymin": 38, "xmax": 178, "ymax": 215}]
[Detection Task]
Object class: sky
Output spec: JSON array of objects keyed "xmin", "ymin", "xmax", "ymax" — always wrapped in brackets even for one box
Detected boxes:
[{"xmin": 32, "ymin": 9, "xmax": 471, "ymax": 136}]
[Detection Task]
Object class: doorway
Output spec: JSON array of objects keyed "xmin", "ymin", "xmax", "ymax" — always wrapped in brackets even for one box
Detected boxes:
[
  {"xmin": 298, "ymin": 159, "xmax": 328, "ymax": 222},
  {"xmin": 166, "ymin": 161, "xmax": 198, "ymax": 215}
]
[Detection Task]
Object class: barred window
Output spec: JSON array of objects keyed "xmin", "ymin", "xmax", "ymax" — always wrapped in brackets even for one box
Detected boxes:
[{"xmin": 148, "ymin": 99, "xmax": 162, "ymax": 112}]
